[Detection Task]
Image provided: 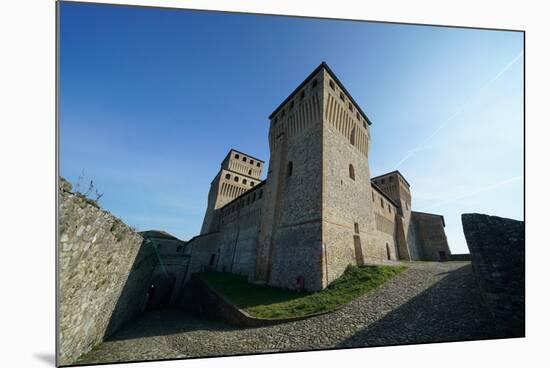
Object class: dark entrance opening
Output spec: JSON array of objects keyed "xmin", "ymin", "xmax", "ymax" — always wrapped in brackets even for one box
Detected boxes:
[
  {"xmin": 145, "ymin": 273, "xmax": 176, "ymax": 310},
  {"xmin": 353, "ymin": 235, "xmax": 364, "ymax": 266},
  {"xmin": 439, "ymin": 251, "xmax": 448, "ymax": 262},
  {"xmin": 386, "ymin": 243, "xmax": 391, "ymax": 260}
]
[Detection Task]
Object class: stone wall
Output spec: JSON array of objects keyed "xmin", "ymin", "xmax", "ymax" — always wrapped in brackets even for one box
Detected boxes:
[
  {"xmin": 411, "ymin": 211, "xmax": 451, "ymax": 261},
  {"xmin": 322, "ymin": 67, "xmax": 381, "ymax": 286},
  {"xmin": 58, "ymin": 178, "xmax": 157, "ymax": 365},
  {"xmin": 462, "ymin": 213, "xmax": 525, "ymax": 337}
]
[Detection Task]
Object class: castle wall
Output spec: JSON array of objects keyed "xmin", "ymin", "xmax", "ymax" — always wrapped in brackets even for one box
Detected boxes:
[
  {"xmin": 371, "ymin": 189, "xmax": 399, "ymax": 261},
  {"xmin": 58, "ymin": 179, "xmax": 156, "ymax": 365},
  {"xmin": 185, "ymin": 232, "xmax": 222, "ymax": 277},
  {"xmin": 321, "ymin": 69, "xmax": 379, "ymax": 286},
  {"xmin": 217, "ymin": 191, "xmax": 263, "ymax": 277},
  {"xmin": 266, "ymin": 78, "xmax": 325, "ymax": 290},
  {"xmin": 411, "ymin": 211, "xmax": 451, "ymax": 261},
  {"xmin": 462, "ymin": 213, "xmax": 524, "ymax": 337}
]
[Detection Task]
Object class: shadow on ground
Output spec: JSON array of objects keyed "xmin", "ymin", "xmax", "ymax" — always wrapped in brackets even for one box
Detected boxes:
[
  {"xmin": 105, "ymin": 308, "xmax": 237, "ymax": 342},
  {"xmin": 336, "ymin": 264, "xmax": 504, "ymax": 348}
]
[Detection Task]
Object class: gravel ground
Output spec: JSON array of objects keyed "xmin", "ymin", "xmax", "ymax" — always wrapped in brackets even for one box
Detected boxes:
[{"xmin": 76, "ymin": 262, "xmax": 499, "ymax": 365}]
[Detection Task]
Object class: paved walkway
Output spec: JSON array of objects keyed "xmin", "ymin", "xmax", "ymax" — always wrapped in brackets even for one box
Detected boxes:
[{"xmin": 77, "ymin": 262, "xmax": 498, "ymax": 365}]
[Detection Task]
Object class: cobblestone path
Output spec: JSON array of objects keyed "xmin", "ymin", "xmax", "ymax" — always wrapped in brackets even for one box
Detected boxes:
[{"xmin": 77, "ymin": 262, "xmax": 499, "ymax": 365}]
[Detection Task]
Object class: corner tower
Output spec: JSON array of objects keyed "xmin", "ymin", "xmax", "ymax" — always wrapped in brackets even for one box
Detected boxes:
[
  {"xmin": 200, "ymin": 149, "xmax": 264, "ymax": 234},
  {"xmin": 253, "ymin": 62, "xmax": 380, "ymax": 290},
  {"xmin": 371, "ymin": 171, "xmax": 420, "ymax": 260}
]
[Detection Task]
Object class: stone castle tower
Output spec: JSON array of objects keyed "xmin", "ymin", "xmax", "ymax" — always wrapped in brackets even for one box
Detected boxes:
[
  {"xmin": 188, "ymin": 62, "xmax": 451, "ymax": 291},
  {"xmin": 254, "ymin": 62, "xmax": 378, "ymax": 290},
  {"xmin": 200, "ymin": 149, "xmax": 264, "ymax": 234}
]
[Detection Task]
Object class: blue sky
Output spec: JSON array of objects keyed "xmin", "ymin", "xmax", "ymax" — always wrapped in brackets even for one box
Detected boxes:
[{"xmin": 59, "ymin": 2, "xmax": 523, "ymax": 253}]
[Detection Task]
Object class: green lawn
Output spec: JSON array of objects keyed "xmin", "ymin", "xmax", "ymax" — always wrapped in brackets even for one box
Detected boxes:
[{"xmin": 197, "ymin": 264, "xmax": 406, "ymax": 319}]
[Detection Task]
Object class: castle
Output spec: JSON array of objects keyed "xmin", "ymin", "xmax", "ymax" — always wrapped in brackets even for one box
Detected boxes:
[{"xmin": 186, "ymin": 62, "xmax": 451, "ymax": 291}]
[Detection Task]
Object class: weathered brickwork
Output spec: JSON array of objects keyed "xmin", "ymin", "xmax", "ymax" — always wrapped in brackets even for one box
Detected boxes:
[
  {"xmin": 58, "ymin": 178, "xmax": 156, "ymax": 365},
  {"xmin": 187, "ymin": 62, "xmax": 454, "ymax": 291},
  {"xmin": 462, "ymin": 213, "xmax": 524, "ymax": 337},
  {"xmin": 411, "ymin": 211, "xmax": 451, "ymax": 261}
]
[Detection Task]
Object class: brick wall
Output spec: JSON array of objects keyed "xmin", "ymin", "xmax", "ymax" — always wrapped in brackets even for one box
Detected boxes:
[{"xmin": 462, "ymin": 213, "xmax": 525, "ymax": 337}]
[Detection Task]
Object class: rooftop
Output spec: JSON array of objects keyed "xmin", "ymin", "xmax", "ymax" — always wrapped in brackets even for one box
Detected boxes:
[
  {"xmin": 371, "ymin": 170, "xmax": 411, "ymax": 187},
  {"xmin": 268, "ymin": 62, "xmax": 373, "ymax": 125}
]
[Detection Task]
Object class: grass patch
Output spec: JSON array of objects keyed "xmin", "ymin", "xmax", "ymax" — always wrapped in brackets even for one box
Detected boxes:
[{"xmin": 197, "ymin": 264, "xmax": 406, "ymax": 319}]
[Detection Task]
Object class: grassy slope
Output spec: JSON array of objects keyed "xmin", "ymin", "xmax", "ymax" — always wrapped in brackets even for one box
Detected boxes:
[{"xmin": 197, "ymin": 264, "xmax": 406, "ymax": 319}]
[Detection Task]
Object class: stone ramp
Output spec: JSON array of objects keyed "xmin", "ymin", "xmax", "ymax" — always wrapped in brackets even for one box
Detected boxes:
[{"xmin": 77, "ymin": 262, "xmax": 499, "ymax": 365}]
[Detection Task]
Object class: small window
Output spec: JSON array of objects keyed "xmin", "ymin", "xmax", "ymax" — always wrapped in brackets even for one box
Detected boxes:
[
  {"xmin": 289, "ymin": 100, "xmax": 294, "ymax": 109},
  {"xmin": 256, "ymin": 162, "xmax": 261, "ymax": 167},
  {"xmin": 209, "ymin": 254, "xmax": 216, "ymax": 266},
  {"xmin": 380, "ymin": 198, "xmax": 384, "ymax": 208},
  {"xmin": 274, "ymin": 116, "xmax": 278, "ymax": 123},
  {"xmin": 248, "ymin": 169, "xmax": 252, "ymax": 175},
  {"xmin": 287, "ymin": 161, "xmax": 293, "ymax": 177},
  {"xmin": 252, "ymin": 193, "xmax": 256, "ymax": 202},
  {"xmin": 281, "ymin": 109, "xmax": 285, "ymax": 117},
  {"xmin": 225, "ymin": 173, "xmax": 231, "ymax": 179},
  {"xmin": 388, "ymin": 205, "xmax": 392, "ymax": 214},
  {"xmin": 329, "ymin": 80, "xmax": 335, "ymax": 90},
  {"xmin": 242, "ymin": 156, "xmax": 247, "ymax": 162},
  {"xmin": 349, "ymin": 164, "xmax": 355, "ymax": 180},
  {"xmin": 234, "ymin": 176, "xmax": 239, "ymax": 182},
  {"xmin": 362, "ymin": 121, "xmax": 367, "ymax": 129},
  {"xmin": 250, "ymin": 159, "xmax": 254, "ymax": 164},
  {"xmin": 356, "ymin": 112, "xmax": 360, "ymax": 120},
  {"xmin": 348, "ymin": 102, "xmax": 353, "ymax": 111},
  {"xmin": 176, "ymin": 245, "xmax": 183, "ymax": 252},
  {"xmin": 300, "ymin": 90, "xmax": 305, "ymax": 100},
  {"xmin": 243, "ymin": 179, "xmax": 247, "ymax": 184},
  {"xmin": 340, "ymin": 92, "xmax": 345, "ymax": 101},
  {"xmin": 311, "ymin": 79, "xmax": 318, "ymax": 89},
  {"xmin": 250, "ymin": 181, "xmax": 254, "ymax": 186},
  {"xmin": 354, "ymin": 222, "xmax": 359, "ymax": 234},
  {"xmin": 350, "ymin": 127, "xmax": 356, "ymax": 146},
  {"xmin": 372, "ymin": 191, "xmax": 375, "ymax": 202},
  {"xmin": 235, "ymin": 154, "xmax": 239, "ymax": 159},
  {"xmin": 258, "ymin": 189, "xmax": 263, "ymax": 199}
]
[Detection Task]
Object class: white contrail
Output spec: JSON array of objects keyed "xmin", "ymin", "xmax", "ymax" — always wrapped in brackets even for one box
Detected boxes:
[
  {"xmin": 395, "ymin": 50, "xmax": 524, "ymax": 168},
  {"xmin": 426, "ymin": 175, "xmax": 523, "ymax": 210}
]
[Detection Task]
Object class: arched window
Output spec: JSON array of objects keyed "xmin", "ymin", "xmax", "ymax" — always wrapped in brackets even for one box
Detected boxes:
[
  {"xmin": 235, "ymin": 154, "xmax": 239, "ymax": 159},
  {"xmin": 248, "ymin": 169, "xmax": 252, "ymax": 175},
  {"xmin": 250, "ymin": 181, "xmax": 254, "ymax": 186},
  {"xmin": 234, "ymin": 176, "xmax": 239, "ymax": 182},
  {"xmin": 349, "ymin": 164, "xmax": 355, "ymax": 180},
  {"xmin": 176, "ymin": 245, "xmax": 183, "ymax": 252},
  {"xmin": 287, "ymin": 161, "xmax": 293, "ymax": 177},
  {"xmin": 350, "ymin": 127, "xmax": 356, "ymax": 146},
  {"xmin": 243, "ymin": 179, "xmax": 247, "ymax": 185},
  {"xmin": 225, "ymin": 173, "xmax": 231, "ymax": 179},
  {"xmin": 242, "ymin": 156, "xmax": 247, "ymax": 162}
]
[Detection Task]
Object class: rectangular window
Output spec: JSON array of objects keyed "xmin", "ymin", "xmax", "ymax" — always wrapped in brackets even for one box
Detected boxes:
[
  {"xmin": 380, "ymin": 198, "xmax": 384, "ymax": 208},
  {"xmin": 354, "ymin": 222, "xmax": 359, "ymax": 234}
]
